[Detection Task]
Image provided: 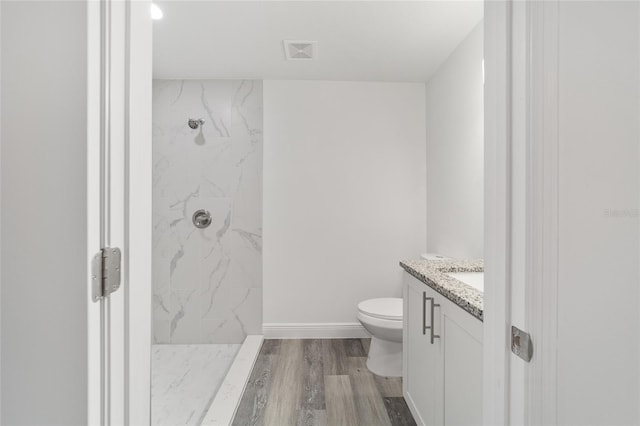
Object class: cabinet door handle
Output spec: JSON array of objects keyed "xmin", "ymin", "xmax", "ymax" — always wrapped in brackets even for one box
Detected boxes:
[
  {"xmin": 423, "ymin": 293, "xmax": 441, "ymax": 344},
  {"xmin": 423, "ymin": 292, "xmax": 427, "ymax": 336}
]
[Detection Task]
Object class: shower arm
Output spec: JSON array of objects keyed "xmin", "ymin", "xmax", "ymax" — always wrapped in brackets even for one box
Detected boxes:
[{"xmin": 188, "ymin": 118, "xmax": 205, "ymax": 129}]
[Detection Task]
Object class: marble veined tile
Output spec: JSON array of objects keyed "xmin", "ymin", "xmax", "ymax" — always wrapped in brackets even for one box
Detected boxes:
[
  {"xmin": 151, "ymin": 344, "xmax": 241, "ymax": 426},
  {"xmin": 153, "ymin": 80, "xmax": 262, "ymax": 344},
  {"xmin": 169, "ymin": 290, "xmax": 201, "ymax": 344}
]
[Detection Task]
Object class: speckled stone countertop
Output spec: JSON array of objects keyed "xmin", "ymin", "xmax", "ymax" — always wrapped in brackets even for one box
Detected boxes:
[{"xmin": 400, "ymin": 259, "xmax": 484, "ymax": 321}]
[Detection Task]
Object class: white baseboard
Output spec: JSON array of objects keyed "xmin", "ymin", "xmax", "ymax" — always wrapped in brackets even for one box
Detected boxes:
[{"xmin": 262, "ymin": 322, "xmax": 370, "ymax": 339}]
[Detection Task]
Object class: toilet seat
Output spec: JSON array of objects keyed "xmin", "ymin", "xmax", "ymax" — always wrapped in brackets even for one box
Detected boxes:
[
  {"xmin": 357, "ymin": 312, "xmax": 403, "ymax": 332},
  {"xmin": 357, "ymin": 298, "xmax": 402, "ymax": 321}
]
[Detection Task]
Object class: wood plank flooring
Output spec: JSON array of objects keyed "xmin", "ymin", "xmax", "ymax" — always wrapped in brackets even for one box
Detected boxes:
[{"xmin": 232, "ymin": 339, "xmax": 417, "ymax": 426}]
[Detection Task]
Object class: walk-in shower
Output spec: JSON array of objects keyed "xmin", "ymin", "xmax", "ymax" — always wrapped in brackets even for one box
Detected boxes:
[{"xmin": 151, "ymin": 80, "xmax": 263, "ymax": 425}]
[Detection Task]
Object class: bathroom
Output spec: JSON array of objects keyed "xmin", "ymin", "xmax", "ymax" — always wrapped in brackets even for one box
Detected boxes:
[
  {"xmin": 150, "ymin": 1, "xmax": 483, "ymax": 425},
  {"xmin": 4, "ymin": 0, "xmax": 640, "ymax": 425}
]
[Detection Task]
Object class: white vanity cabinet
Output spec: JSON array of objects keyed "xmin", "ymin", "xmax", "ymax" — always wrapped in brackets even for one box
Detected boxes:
[{"xmin": 402, "ymin": 272, "xmax": 483, "ymax": 426}]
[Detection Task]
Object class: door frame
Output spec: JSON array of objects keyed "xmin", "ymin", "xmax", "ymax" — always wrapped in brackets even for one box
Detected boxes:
[
  {"xmin": 523, "ymin": 1, "xmax": 560, "ymax": 424},
  {"xmin": 484, "ymin": 0, "xmax": 560, "ymax": 424},
  {"xmin": 125, "ymin": 2, "xmax": 153, "ymax": 424},
  {"xmin": 482, "ymin": 0, "xmax": 512, "ymax": 424},
  {"xmin": 87, "ymin": 1, "xmax": 152, "ymax": 425},
  {"xmin": 113, "ymin": 1, "xmax": 560, "ymax": 425}
]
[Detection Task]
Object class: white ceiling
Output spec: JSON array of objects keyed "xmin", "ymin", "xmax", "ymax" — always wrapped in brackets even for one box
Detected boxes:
[{"xmin": 153, "ymin": 1, "xmax": 483, "ymax": 82}]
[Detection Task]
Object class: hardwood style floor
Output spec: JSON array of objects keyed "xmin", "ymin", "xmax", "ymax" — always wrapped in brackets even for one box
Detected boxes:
[{"xmin": 232, "ymin": 339, "xmax": 417, "ymax": 426}]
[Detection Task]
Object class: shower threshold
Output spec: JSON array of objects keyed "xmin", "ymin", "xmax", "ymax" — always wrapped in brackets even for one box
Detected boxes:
[{"xmin": 151, "ymin": 335, "xmax": 264, "ymax": 426}]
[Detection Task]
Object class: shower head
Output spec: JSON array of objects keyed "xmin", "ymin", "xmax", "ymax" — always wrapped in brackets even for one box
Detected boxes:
[{"xmin": 188, "ymin": 118, "xmax": 205, "ymax": 130}]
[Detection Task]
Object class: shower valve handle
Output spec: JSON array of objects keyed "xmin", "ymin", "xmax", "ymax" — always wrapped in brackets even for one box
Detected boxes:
[{"xmin": 193, "ymin": 209, "xmax": 212, "ymax": 229}]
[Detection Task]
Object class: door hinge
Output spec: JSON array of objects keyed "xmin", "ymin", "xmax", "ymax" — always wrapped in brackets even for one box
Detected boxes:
[
  {"xmin": 92, "ymin": 247, "xmax": 122, "ymax": 302},
  {"xmin": 511, "ymin": 326, "xmax": 533, "ymax": 362}
]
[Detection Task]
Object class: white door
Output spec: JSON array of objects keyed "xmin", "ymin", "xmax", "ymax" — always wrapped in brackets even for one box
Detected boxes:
[
  {"xmin": 403, "ymin": 277, "xmax": 443, "ymax": 426},
  {"xmin": 526, "ymin": 1, "xmax": 640, "ymax": 424},
  {"xmin": 88, "ymin": 1, "xmax": 152, "ymax": 424},
  {"xmin": 485, "ymin": 1, "xmax": 640, "ymax": 424},
  {"xmin": 441, "ymin": 301, "xmax": 482, "ymax": 425}
]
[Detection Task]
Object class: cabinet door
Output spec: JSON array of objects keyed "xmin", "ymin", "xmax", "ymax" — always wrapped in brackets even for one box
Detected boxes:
[
  {"xmin": 441, "ymin": 299, "xmax": 483, "ymax": 425},
  {"xmin": 403, "ymin": 276, "xmax": 443, "ymax": 426}
]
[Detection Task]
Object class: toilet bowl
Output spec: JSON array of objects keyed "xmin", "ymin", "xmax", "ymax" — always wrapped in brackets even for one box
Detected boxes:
[{"xmin": 357, "ymin": 298, "xmax": 403, "ymax": 377}]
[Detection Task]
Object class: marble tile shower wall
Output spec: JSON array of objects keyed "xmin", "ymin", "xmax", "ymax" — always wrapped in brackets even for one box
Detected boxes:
[{"xmin": 152, "ymin": 80, "xmax": 262, "ymax": 344}]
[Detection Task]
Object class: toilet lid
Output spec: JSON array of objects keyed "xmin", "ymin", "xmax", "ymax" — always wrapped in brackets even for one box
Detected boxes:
[{"xmin": 358, "ymin": 298, "xmax": 403, "ymax": 321}]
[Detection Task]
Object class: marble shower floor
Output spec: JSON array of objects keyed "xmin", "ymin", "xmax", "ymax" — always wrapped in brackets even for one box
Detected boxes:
[{"xmin": 152, "ymin": 344, "xmax": 241, "ymax": 426}]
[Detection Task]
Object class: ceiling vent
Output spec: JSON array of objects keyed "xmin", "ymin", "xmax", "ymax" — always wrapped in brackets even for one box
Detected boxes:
[{"xmin": 283, "ymin": 40, "xmax": 317, "ymax": 60}]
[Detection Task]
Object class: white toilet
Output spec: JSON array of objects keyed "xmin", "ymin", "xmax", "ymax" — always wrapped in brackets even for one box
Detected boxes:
[
  {"xmin": 357, "ymin": 298, "xmax": 403, "ymax": 377},
  {"xmin": 357, "ymin": 255, "xmax": 450, "ymax": 377}
]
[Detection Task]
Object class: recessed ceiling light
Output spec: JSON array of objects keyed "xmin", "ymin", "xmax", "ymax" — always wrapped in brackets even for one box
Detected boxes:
[{"xmin": 151, "ymin": 3, "xmax": 163, "ymax": 20}]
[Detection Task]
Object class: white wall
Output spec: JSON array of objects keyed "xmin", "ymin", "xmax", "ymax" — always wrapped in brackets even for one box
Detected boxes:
[
  {"xmin": 557, "ymin": 2, "xmax": 639, "ymax": 424},
  {"xmin": 1, "ymin": 1, "xmax": 88, "ymax": 424},
  {"xmin": 425, "ymin": 22, "xmax": 484, "ymax": 260},
  {"xmin": 263, "ymin": 80, "xmax": 426, "ymax": 326}
]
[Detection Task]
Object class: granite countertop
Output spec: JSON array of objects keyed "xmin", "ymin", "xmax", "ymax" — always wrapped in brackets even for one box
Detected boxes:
[{"xmin": 400, "ymin": 258, "xmax": 484, "ymax": 321}]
